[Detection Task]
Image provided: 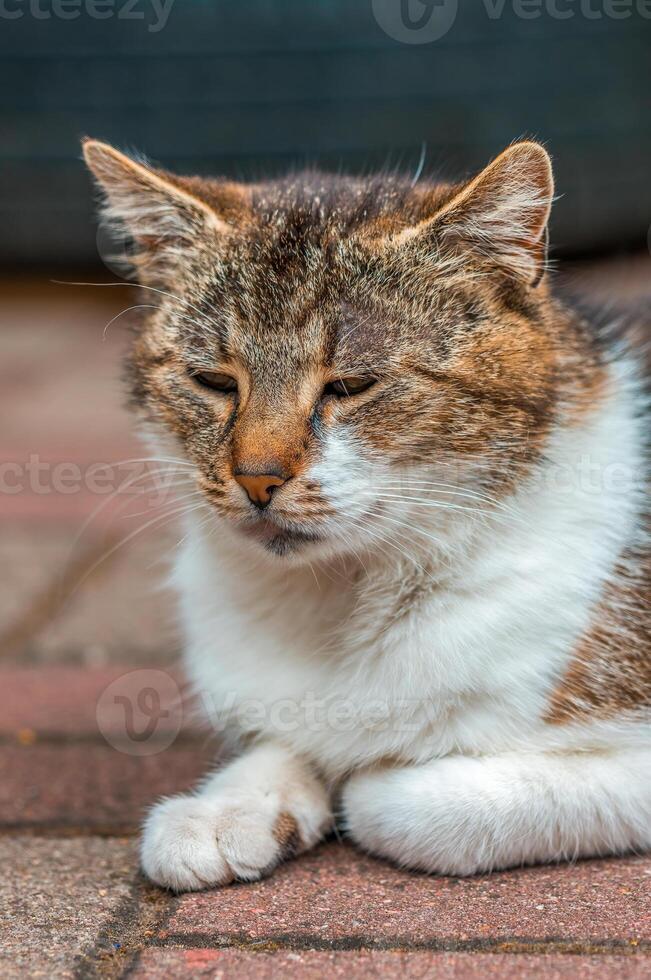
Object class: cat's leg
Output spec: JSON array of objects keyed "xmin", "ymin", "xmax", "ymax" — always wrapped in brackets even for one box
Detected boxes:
[
  {"xmin": 141, "ymin": 741, "xmax": 331, "ymax": 891},
  {"xmin": 341, "ymin": 747, "xmax": 651, "ymax": 875}
]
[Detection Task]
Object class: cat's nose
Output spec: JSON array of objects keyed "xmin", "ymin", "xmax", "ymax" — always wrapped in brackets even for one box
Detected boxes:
[{"xmin": 234, "ymin": 472, "xmax": 288, "ymax": 509}]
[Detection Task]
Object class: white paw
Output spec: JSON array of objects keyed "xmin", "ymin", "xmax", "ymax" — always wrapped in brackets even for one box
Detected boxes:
[{"xmin": 140, "ymin": 791, "xmax": 301, "ymax": 892}]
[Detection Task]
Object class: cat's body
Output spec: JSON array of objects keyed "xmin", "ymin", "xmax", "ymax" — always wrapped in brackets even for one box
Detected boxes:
[
  {"xmin": 180, "ymin": 351, "xmax": 648, "ymax": 775},
  {"xmin": 84, "ymin": 139, "xmax": 650, "ymax": 890}
]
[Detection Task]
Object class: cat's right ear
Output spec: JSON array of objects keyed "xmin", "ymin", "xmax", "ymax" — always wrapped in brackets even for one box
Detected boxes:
[
  {"xmin": 82, "ymin": 139, "xmax": 245, "ymax": 284},
  {"xmin": 393, "ymin": 141, "xmax": 554, "ymax": 287}
]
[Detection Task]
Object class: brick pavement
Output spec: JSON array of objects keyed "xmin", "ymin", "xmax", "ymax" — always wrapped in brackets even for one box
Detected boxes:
[{"xmin": 1, "ymin": 267, "xmax": 650, "ymax": 977}]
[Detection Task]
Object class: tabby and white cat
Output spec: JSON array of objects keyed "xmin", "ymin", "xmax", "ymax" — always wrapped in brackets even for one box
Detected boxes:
[{"xmin": 84, "ymin": 138, "xmax": 650, "ymax": 891}]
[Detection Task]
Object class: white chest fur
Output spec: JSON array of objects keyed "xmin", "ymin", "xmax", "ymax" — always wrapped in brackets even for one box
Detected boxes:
[{"xmin": 175, "ymin": 358, "xmax": 645, "ymax": 780}]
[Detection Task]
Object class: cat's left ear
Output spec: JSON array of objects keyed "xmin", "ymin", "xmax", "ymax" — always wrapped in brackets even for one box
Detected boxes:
[
  {"xmin": 399, "ymin": 141, "xmax": 554, "ymax": 287},
  {"xmin": 82, "ymin": 138, "xmax": 247, "ymax": 284}
]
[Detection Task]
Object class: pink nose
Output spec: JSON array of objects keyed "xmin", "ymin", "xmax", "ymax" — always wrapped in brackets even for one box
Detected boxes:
[{"xmin": 234, "ymin": 472, "xmax": 287, "ymax": 508}]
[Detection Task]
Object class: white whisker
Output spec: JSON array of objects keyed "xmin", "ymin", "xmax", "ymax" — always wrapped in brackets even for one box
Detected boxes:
[{"xmin": 70, "ymin": 499, "xmax": 210, "ymax": 596}]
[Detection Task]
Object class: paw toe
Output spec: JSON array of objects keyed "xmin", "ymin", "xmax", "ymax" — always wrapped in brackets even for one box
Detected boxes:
[{"xmin": 141, "ymin": 796, "xmax": 232, "ymax": 892}]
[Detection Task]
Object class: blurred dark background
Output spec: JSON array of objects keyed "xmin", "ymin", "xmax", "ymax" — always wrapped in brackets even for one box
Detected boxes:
[{"xmin": 2, "ymin": 0, "xmax": 651, "ymax": 267}]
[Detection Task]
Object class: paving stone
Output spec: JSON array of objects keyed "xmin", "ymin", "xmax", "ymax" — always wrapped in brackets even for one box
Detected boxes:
[
  {"xmin": 0, "ymin": 527, "xmax": 181, "ymax": 666},
  {"xmin": 0, "ymin": 743, "xmax": 214, "ymax": 831},
  {"xmin": 0, "ymin": 279, "xmax": 184, "ymax": 665},
  {"xmin": 0, "ymin": 527, "xmax": 78, "ymax": 641},
  {"xmin": 0, "ymin": 449, "xmax": 191, "ymax": 523},
  {"xmin": 0, "ymin": 835, "xmax": 135, "ymax": 980},
  {"xmin": 0, "ymin": 281, "xmax": 190, "ymax": 529},
  {"xmin": 0, "ymin": 281, "xmax": 135, "ymax": 464},
  {"xmin": 168, "ymin": 843, "xmax": 651, "ymax": 947},
  {"xmin": 132, "ymin": 949, "xmax": 651, "ymax": 979},
  {"xmin": 0, "ymin": 666, "xmax": 193, "ymax": 738},
  {"xmin": 29, "ymin": 529, "xmax": 181, "ymax": 665}
]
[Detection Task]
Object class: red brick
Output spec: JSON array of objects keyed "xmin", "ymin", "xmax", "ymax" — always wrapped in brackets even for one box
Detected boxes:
[
  {"xmin": 0, "ymin": 284, "xmax": 136, "ymax": 476},
  {"xmin": 0, "ymin": 525, "xmax": 183, "ymax": 666},
  {"xmin": 0, "ymin": 282, "xmax": 190, "ymax": 664},
  {"xmin": 27, "ymin": 529, "xmax": 182, "ymax": 664},
  {"xmin": 0, "ymin": 527, "xmax": 182, "ymax": 668},
  {"xmin": 0, "ymin": 743, "xmax": 212, "ymax": 831},
  {"xmin": 0, "ymin": 528, "xmax": 77, "ymax": 633},
  {"xmin": 0, "ymin": 835, "xmax": 135, "ymax": 979},
  {"xmin": 132, "ymin": 950, "xmax": 650, "ymax": 979},
  {"xmin": 0, "ymin": 285, "xmax": 188, "ymax": 524},
  {"xmin": 0, "ymin": 666, "xmax": 189, "ymax": 737},
  {"xmin": 168, "ymin": 843, "xmax": 651, "ymax": 946}
]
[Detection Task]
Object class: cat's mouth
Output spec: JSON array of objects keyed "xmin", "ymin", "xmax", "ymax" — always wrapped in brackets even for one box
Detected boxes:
[{"xmin": 238, "ymin": 515, "xmax": 323, "ymax": 555}]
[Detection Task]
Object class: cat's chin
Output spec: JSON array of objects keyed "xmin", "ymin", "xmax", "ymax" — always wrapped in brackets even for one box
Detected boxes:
[{"xmin": 237, "ymin": 517, "xmax": 325, "ymax": 560}]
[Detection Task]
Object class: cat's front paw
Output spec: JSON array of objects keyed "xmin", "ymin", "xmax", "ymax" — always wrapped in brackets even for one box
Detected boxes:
[{"xmin": 140, "ymin": 792, "xmax": 301, "ymax": 892}]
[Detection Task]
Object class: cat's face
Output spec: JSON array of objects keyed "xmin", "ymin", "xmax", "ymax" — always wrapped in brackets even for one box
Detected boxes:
[{"xmin": 85, "ymin": 140, "xmax": 558, "ymax": 562}]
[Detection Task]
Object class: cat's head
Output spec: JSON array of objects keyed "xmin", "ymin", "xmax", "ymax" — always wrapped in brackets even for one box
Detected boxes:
[{"xmin": 84, "ymin": 139, "xmax": 559, "ymax": 563}]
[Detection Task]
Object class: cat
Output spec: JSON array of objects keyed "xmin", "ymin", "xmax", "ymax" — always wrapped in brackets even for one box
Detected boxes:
[{"xmin": 83, "ymin": 137, "xmax": 650, "ymax": 891}]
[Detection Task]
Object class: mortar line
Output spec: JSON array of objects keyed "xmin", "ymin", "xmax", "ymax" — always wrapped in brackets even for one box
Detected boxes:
[
  {"xmin": 150, "ymin": 933, "xmax": 651, "ymax": 957},
  {"xmin": 0, "ymin": 732, "xmax": 204, "ymax": 748},
  {"xmin": 0, "ymin": 823, "xmax": 139, "ymax": 838},
  {"xmin": 72, "ymin": 875, "xmax": 177, "ymax": 980}
]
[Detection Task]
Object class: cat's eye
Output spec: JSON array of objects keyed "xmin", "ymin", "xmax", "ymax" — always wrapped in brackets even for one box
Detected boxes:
[
  {"xmin": 325, "ymin": 377, "xmax": 376, "ymax": 398},
  {"xmin": 190, "ymin": 370, "xmax": 238, "ymax": 394}
]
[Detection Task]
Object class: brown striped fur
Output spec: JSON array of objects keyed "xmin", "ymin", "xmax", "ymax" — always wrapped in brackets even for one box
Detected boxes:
[{"xmin": 83, "ymin": 139, "xmax": 649, "ymax": 726}]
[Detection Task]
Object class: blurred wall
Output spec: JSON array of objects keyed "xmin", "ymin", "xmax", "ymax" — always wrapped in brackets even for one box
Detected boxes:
[{"xmin": 1, "ymin": 0, "xmax": 650, "ymax": 265}]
